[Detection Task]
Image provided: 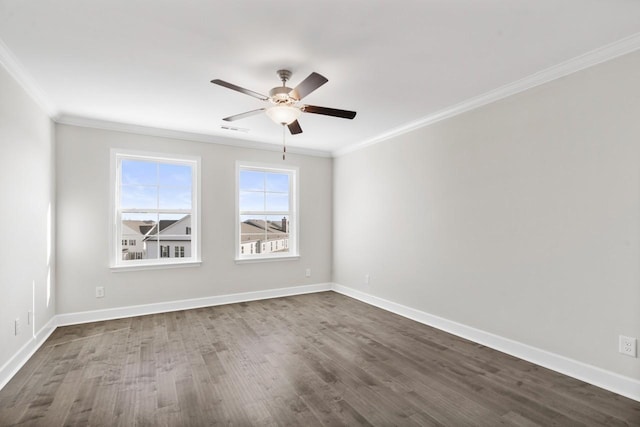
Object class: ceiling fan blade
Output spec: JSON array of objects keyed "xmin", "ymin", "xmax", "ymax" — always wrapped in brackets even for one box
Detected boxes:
[
  {"xmin": 287, "ymin": 120, "xmax": 303, "ymax": 135},
  {"xmin": 289, "ymin": 72, "xmax": 328, "ymax": 101},
  {"xmin": 211, "ymin": 79, "xmax": 269, "ymax": 101},
  {"xmin": 222, "ymin": 108, "xmax": 266, "ymax": 122},
  {"xmin": 302, "ymin": 105, "xmax": 357, "ymax": 119}
]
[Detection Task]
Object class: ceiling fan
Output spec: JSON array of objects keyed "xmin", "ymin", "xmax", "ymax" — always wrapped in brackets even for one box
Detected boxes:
[{"xmin": 211, "ymin": 69, "xmax": 357, "ymax": 135}]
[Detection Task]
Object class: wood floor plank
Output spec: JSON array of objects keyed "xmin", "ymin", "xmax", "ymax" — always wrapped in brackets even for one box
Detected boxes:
[{"xmin": 1, "ymin": 291, "xmax": 639, "ymax": 426}]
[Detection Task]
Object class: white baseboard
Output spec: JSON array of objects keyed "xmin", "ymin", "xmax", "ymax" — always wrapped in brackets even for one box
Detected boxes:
[
  {"xmin": 332, "ymin": 283, "xmax": 640, "ymax": 403},
  {"xmin": 56, "ymin": 283, "xmax": 333, "ymax": 326},
  {"xmin": 3, "ymin": 282, "xmax": 639, "ymax": 404},
  {"xmin": 0, "ymin": 283, "xmax": 331, "ymax": 392},
  {"xmin": 0, "ymin": 316, "xmax": 57, "ymax": 391}
]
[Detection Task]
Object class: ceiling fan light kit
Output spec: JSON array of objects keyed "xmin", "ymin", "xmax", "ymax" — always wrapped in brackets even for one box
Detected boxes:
[{"xmin": 265, "ymin": 105, "xmax": 301, "ymax": 125}]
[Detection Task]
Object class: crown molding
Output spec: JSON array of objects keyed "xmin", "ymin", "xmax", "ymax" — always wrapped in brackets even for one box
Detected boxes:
[
  {"xmin": 55, "ymin": 114, "xmax": 333, "ymax": 158},
  {"xmin": 4, "ymin": 29, "xmax": 640, "ymax": 159},
  {"xmin": 333, "ymin": 32, "xmax": 640, "ymax": 157},
  {"xmin": 0, "ymin": 38, "xmax": 57, "ymax": 117}
]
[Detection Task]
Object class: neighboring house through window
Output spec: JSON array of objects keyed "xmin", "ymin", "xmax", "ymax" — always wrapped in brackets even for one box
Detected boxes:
[{"xmin": 237, "ymin": 162, "xmax": 298, "ymax": 260}]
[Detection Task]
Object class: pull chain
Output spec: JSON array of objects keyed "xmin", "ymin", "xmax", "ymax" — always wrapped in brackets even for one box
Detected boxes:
[{"xmin": 282, "ymin": 124, "xmax": 286, "ymax": 160}]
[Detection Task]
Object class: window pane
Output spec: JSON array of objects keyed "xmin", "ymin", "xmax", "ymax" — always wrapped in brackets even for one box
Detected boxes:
[
  {"xmin": 266, "ymin": 173, "xmax": 289, "ymax": 192},
  {"xmin": 265, "ymin": 192, "xmax": 289, "ymax": 211},
  {"xmin": 240, "ymin": 233, "xmax": 264, "ymax": 243},
  {"xmin": 264, "ymin": 215, "xmax": 290, "ymax": 254},
  {"xmin": 241, "ymin": 215, "xmax": 266, "ymax": 232},
  {"xmin": 159, "ymin": 163, "xmax": 192, "ymax": 186},
  {"xmin": 239, "ymin": 191, "xmax": 264, "ymax": 211},
  {"xmin": 240, "ymin": 216, "xmax": 267, "ymax": 242},
  {"xmin": 156, "ymin": 213, "xmax": 192, "ymax": 259},
  {"xmin": 120, "ymin": 185, "xmax": 157, "ymax": 209},
  {"xmin": 122, "ymin": 212, "xmax": 158, "ymax": 260},
  {"xmin": 266, "ymin": 215, "xmax": 289, "ymax": 232},
  {"xmin": 159, "ymin": 186, "xmax": 192, "ymax": 210},
  {"xmin": 239, "ymin": 170, "xmax": 264, "ymax": 191},
  {"xmin": 121, "ymin": 160, "xmax": 157, "ymax": 185}
]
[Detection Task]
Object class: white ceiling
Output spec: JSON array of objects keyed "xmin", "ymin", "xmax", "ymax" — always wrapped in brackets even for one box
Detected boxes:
[{"xmin": 1, "ymin": 1, "xmax": 640, "ymax": 155}]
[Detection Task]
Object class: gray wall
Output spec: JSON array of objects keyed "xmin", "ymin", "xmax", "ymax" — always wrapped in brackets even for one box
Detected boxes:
[
  {"xmin": 333, "ymin": 51, "xmax": 640, "ymax": 379},
  {"xmin": 0, "ymin": 65, "xmax": 55, "ymax": 367},
  {"xmin": 55, "ymin": 124, "xmax": 332, "ymax": 314}
]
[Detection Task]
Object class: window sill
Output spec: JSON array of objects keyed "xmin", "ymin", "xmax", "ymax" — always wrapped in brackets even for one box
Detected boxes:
[
  {"xmin": 235, "ymin": 255, "xmax": 300, "ymax": 264},
  {"xmin": 110, "ymin": 260, "xmax": 202, "ymax": 272}
]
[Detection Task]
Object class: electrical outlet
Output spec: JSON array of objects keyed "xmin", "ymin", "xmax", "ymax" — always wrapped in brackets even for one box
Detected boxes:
[
  {"xmin": 27, "ymin": 310, "xmax": 32, "ymax": 325},
  {"xmin": 96, "ymin": 286, "xmax": 105, "ymax": 298},
  {"xmin": 619, "ymin": 335, "xmax": 637, "ymax": 357},
  {"xmin": 14, "ymin": 318, "xmax": 20, "ymax": 336},
  {"xmin": 364, "ymin": 274, "xmax": 370, "ymax": 285},
  {"xmin": 305, "ymin": 268, "xmax": 311, "ymax": 278}
]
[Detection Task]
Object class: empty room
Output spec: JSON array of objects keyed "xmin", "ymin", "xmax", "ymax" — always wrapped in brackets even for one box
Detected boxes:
[{"xmin": 1, "ymin": 1, "xmax": 639, "ymax": 425}]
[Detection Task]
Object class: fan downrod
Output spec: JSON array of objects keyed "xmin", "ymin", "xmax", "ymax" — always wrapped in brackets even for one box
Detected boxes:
[{"xmin": 277, "ymin": 69, "xmax": 292, "ymax": 85}]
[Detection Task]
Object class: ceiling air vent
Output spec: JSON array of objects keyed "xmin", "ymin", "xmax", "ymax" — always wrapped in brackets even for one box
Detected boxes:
[{"xmin": 220, "ymin": 125, "xmax": 249, "ymax": 133}]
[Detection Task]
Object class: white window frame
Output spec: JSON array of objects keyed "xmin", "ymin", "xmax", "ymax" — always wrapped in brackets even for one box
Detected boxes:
[
  {"xmin": 110, "ymin": 149, "xmax": 201, "ymax": 271},
  {"xmin": 235, "ymin": 161, "xmax": 299, "ymax": 263}
]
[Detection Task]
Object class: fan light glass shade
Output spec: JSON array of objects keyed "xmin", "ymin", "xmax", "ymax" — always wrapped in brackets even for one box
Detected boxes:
[{"xmin": 266, "ymin": 106, "xmax": 301, "ymax": 125}]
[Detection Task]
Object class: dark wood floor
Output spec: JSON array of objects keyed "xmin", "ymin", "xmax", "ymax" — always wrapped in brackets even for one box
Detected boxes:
[{"xmin": 0, "ymin": 292, "xmax": 638, "ymax": 426}]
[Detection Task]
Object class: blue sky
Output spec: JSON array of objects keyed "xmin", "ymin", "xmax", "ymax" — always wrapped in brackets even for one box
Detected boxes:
[
  {"xmin": 121, "ymin": 160, "xmax": 192, "ymax": 210},
  {"xmin": 239, "ymin": 170, "xmax": 289, "ymax": 212},
  {"xmin": 120, "ymin": 161, "xmax": 290, "ymax": 223}
]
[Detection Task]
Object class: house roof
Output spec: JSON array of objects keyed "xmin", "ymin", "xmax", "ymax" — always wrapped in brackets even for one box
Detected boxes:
[
  {"xmin": 143, "ymin": 216, "xmax": 192, "ymax": 242},
  {"xmin": 241, "ymin": 219, "xmax": 287, "ymax": 243},
  {"xmin": 122, "ymin": 216, "xmax": 192, "ymax": 242}
]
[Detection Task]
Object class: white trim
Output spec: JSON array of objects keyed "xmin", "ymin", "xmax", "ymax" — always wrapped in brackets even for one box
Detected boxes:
[
  {"xmin": 56, "ymin": 115, "xmax": 333, "ymax": 158},
  {"xmin": 0, "ymin": 38, "xmax": 57, "ymax": 117},
  {"xmin": 0, "ymin": 283, "xmax": 331, "ymax": 392},
  {"xmin": 236, "ymin": 161, "xmax": 299, "ymax": 261},
  {"xmin": 332, "ymin": 283, "xmax": 640, "ymax": 403},
  {"xmin": 56, "ymin": 283, "xmax": 332, "ymax": 327},
  {"xmin": 2, "ymin": 283, "xmax": 639, "ymax": 403},
  {"xmin": 110, "ymin": 149, "xmax": 201, "ymax": 268},
  {"xmin": 0, "ymin": 316, "xmax": 58, "ymax": 391},
  {"xmin": 3, "ymin": 30, "xmax": 640, "ymax": 159},
  {"xmin": 333, "ymin": 32, "xmax": 640, "ymax": 157},
  {"xmin": 235, "ymin": 255, "xmax": 300, "ymax": 264},
  {"xmin": 110, "ymin": 260, "xmax": 202, "ymax": 272}
]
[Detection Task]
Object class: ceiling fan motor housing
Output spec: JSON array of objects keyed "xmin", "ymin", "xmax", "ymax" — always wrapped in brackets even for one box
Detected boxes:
[{"xmin": 269, "ymin": 86, "xmax": 295, "ymax": 104}]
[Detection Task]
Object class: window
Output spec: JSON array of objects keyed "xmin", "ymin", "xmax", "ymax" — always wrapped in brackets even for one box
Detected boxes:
[
  {"xmin": 175, "ymin": 246, "xmax": 185, "ymax": 258},
  {"xmin": 111, "ymin": 150, "xmax": 200, "ymax": 268},
  {"xmin": 160, "ymin": 245, "xmax": 170, "ymax": 258},
  {"xmin": 237, "ymin": 162, "xmax": 298, "ymax": 261}
]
